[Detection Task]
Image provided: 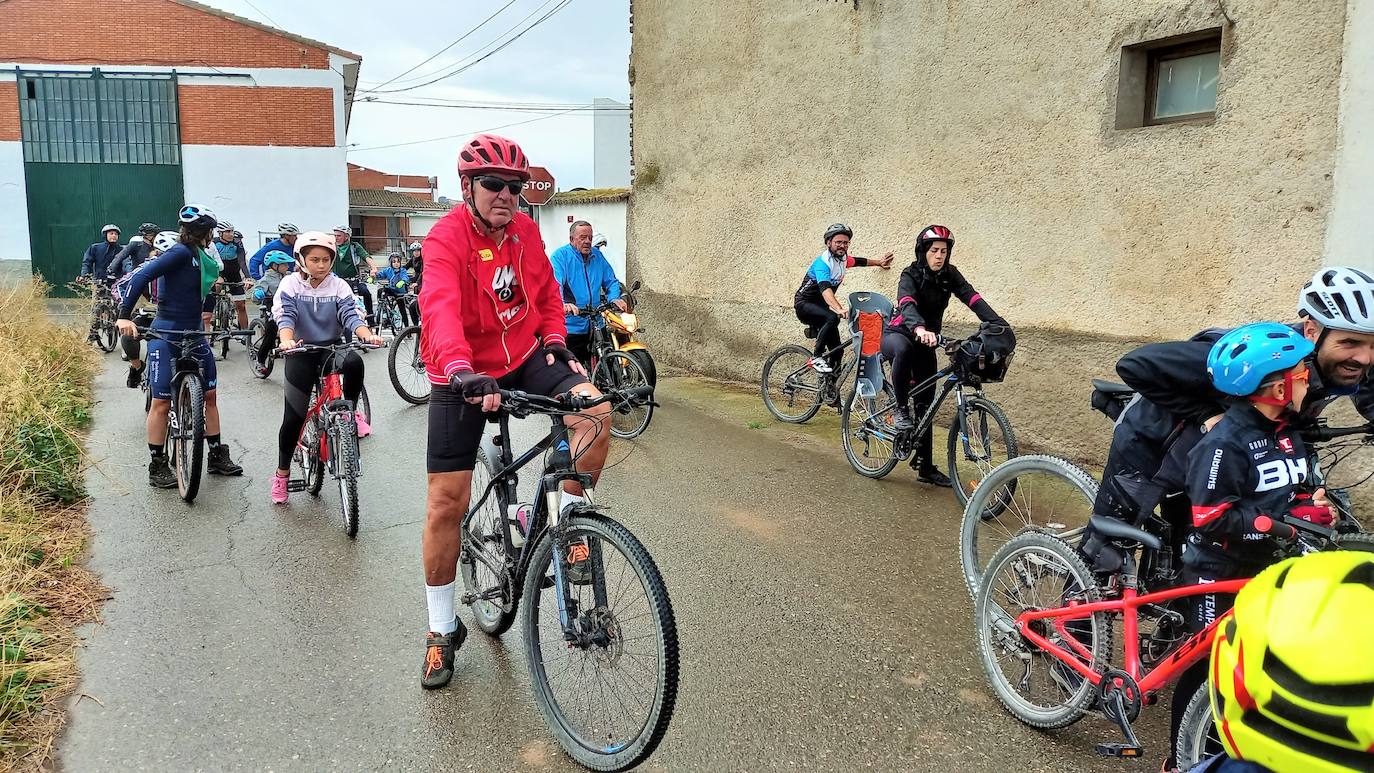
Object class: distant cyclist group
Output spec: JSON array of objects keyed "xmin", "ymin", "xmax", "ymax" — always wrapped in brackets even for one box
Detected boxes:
[{"xmin": 71, "ymin": 127, "xmax": 1374, "ymax": 773}]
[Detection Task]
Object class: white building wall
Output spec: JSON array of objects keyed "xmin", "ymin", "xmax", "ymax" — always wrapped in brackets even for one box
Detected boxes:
[
  {"xmin": 0, "ymin": 141, "xmax": 31, "ymax": 271},
  {"xmin": 182, "ymin": 145, "xmax": 349, "ymax": 250},
  {"xmin": 1325, "ymin": 0, "xmax": 1374, "ymax": 270},
  {"xmin": 592, "ymin": 98, "xmax": 631, "ymax": 189},
  {"xmin": 536, "ymin": 199, "xmax": 629, "ymax": 280},
  {"xmin": 410, "ymin": 214, "xmax": 442, "ymax": 238}
]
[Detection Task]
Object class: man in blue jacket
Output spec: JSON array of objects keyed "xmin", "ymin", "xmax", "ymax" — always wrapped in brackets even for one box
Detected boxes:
[
  {"xmin": 80, "ymin": 224, "xmax": 123, "ymax": 278},
  {"xmin": 248, "ymin": 222, "xmax": 299, "ymax": 279},
  {"xmin": 550, "ymin": 220, "xmax": 625, "ymax": 365}
]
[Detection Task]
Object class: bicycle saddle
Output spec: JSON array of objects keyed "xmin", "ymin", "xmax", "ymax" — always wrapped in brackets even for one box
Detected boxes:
[
  {"xmin": 1088, "ymin": 515, "xmax": 1163, "ymax": 551},
  {"xmin": 803, "ymin": 325, "xmax": 819, "ymax": 339},
  {"xmin": 1092, "ymin": 379, "xmax": 1135, "ymax": 396}
]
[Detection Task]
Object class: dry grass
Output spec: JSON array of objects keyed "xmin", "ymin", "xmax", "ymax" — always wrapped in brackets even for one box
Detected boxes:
[{"xmin": 0, "ymin": 278, "xmax": 106, "ymax": 771}]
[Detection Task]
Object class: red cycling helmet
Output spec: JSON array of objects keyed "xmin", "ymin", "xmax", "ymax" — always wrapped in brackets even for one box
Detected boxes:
[
  {"xmin": 458, "ymin": 133, "xmax": 531, "ymax": 181},
  {"xmin": 915, "ymin": 224, "xmax": 954, "ymax": 255}
]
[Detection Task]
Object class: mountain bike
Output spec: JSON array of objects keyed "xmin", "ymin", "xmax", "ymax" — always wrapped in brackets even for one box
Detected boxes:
[
  {"xmin": 247, "ymin": 301, "xmax": 275, "ymax": 379},
  {"xmin": 138, "ymin": 328, "xmax": 248, "ymax": 504},
  {"xmin": 373, "ymin": 280, "xmax": 409, "ymax": 337},
  {"xmin": 575, "ymin": 293, "xmax": 654, "ymax": 439},
  {"xmin": 460, "ymin": 386, "xmax": 676, "ymax": 770},
  {"xmin": 69, "ymin": 278, "xmax": 118, "ymax": 353},
  {"xmin": 207, "ymin": 284, "xmax": 235, "ymax": 359},
  {"xmin": 387, "ymin": 323, "xmax": 430, "ymax": 405},
  {"xmin": 278, "ymin": 341, "xmax": 383, "ymax": 538},
  {"xmin": 974, "ymin": 511, "xmax": 1374, "ymax": 768},
  {"xmin": 760, "ymin": 326, "xmax": 855, "ymax": 424},
  {"xmin": 956, "ymin": 383, "xmax": 1374, "ymax": 598},
  {"xmin": 839, "ymin": 291, "xmax": 1018, "ymax": 508}
]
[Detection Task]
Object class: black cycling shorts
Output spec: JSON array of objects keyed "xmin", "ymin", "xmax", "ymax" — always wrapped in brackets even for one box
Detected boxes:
[{"xmin": 426, "ymin": 348, "xmax": 589, "ymax": 473}]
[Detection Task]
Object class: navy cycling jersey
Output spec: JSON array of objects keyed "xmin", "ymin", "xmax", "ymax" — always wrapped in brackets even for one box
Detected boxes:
[
  {"xmin": 1185, "ymin": 401, "xmax": 1310, "ymax": 571},
  {"xmin": 794, "ymin": 251, "xmax": 865, "ymax": 306},
  {"xmin": 118, "ymin": 243, "xmax": 209, "ymax": 329}
]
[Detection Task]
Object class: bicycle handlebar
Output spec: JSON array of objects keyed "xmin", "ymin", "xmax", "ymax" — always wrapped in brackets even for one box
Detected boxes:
[
  {"xmin": 496, "ymin": 385, "xmax": 655, "ymax": 417},
  {"xmin": 1301, "ymin": 422, "xmax": 1374, "ymax": 443},
  {"xmin": 136, "ymin": 327, "xmax": 253, "ymax": 339},
  {"xmin": 272, "ymin": 341, "xmax": 386, "ymax": 357},
  {"xmin": 1254, "ymin": 511, "xmax": 1340, "ymax": 545}
]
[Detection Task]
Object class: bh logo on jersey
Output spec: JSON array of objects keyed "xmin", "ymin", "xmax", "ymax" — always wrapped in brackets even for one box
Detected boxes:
[{"xmin": 1255, "ymin": 457, "xmax": 1307, "ymax": 492}]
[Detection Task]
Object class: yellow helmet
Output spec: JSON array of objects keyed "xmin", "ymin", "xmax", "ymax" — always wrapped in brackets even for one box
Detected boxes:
[{"xmin": 1209, "ymin": 551, "xmax": 1374, "ymax": 772}]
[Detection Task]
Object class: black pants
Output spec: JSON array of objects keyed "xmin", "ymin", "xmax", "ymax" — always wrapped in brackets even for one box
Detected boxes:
[
  {"xmin": 1168, "ymin": 560, "xmax": 1242, "ymax": 763},
  {"xmin": 278, "ymin": 349, "xmax": 364, "ymax": 470},
  {"xmin": 256, "ymin": 319, "xmax": 279, "ymax": 366},
  {"xmin": 378, "ymin": 288, "xmax": 412, "ymax": 327},
  {"xmin": 794, "ymin": 301, "xmax": 842, "ymax": 370},
  {"xmin": 348, "ymin": 277, "xmax": 374, "ymax": 323},
  {"xmin": 566, "ymin": 333, "xmax": 593, "ymax": 367},
  {"xmin": 880, "ymin": 330, "xmax": 938, "ymax": 464}
]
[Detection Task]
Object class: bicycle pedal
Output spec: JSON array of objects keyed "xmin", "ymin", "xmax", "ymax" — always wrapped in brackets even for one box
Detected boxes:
[
  {"xmin": 286, "ymin": 479, "xmax": 307, "ymax": 492},
  {"xmin": 1093, "ymin": 743, "xmax": 1143, "ymax": 759},
  {"xmin": 459, "ymin": 592, "xmax": 477, "ymax": 605}
]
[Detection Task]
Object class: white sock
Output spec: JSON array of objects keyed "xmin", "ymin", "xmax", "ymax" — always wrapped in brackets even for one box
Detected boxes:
[
  {"xmin": 560, "ymin": 491, "xmax": 587, "ymax": 512},
  {"xmin": 425, "ymin": 582, "xmax": 456, "ymax": 634}
]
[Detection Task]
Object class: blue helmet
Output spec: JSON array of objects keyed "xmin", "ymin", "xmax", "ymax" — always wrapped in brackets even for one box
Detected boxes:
[
  {"xmin": 1207, "ymin": 322, "xmax": 1314, "ymax": 397},
  {"xmin": 263, "ymin": 250, "xmax": 293, "ymax": 269}
]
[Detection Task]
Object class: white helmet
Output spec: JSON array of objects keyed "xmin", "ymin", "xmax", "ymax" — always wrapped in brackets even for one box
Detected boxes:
[
  {"xmin": 593, "ymin": 232, "xmax": 607, "ymax": 248},
  {"xmin": 1298, "ymin": 267, "xmax": 1374, "ymax": 334},
  {"xmin": 152, "ymin": 231, "xmax": 179, "ymax": 253}
]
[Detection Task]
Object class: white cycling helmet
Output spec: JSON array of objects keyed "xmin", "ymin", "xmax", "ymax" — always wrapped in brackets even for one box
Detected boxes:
[
  {"xmin": 1298, "ymin": 266, "xmax": 1374, "ymax": 334},
  {"xmin": 178, "ymin": 203, "xmax": 217, "ymax": 229},
  {"xmin": 593, "ymin": 232, "xmax": 607, "ymax": 248},
  {"xmin": 152, "ymin": 231, "xmax": 179, "ymax": 253}
]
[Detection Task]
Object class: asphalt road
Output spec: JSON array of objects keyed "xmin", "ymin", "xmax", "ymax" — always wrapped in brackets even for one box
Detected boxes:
[{"xmin": 60, "ymin": 347, "xmax": 1164, "ymax": 771}]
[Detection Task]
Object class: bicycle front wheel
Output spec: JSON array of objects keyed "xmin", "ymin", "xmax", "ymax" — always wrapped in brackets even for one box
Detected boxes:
[
  {"xmin": 948, "ymin": 396, "xmax": 1019, "ymax": 515},
  {"xmin": 841, "ymin": 384, "xmax": 900, "ymax": 478},
  {"xmin": 1175, "ymin": 682, "xmax": 1223, "ymax": 771},
  {"xmin": 358, "ymin": 385, "xmax": 372, "ymax": 426},
  {"xmin": 216, "ymin": 305, "xmax": 232, "ymax": 359},
  {"xmin": 522, "ymin": 513, "xmax": 678, "ymax": 771},
  {"xmin": 760, "ymin": 344, "xmax": 823, "ymax": 423},
  {"xmin": 959, "ymin": 455, "xmax": 1098, "ymax": 599},
  {"xmin": 96, "ymin": 305, "xmax": 118, "ymax": 352},
  {"xmin": 248, "ymin": 319, "xmax": 273, "ymax": 378},
  {"xmin": 172, "ymin": 374, "xmax": 205, "ymax": 504},
  {"xmin": 459, "ymin": 445, "xmax": 518, "ymax": 636},
  {"xmin": 388, "ymin": 325, "xmax": 431, "ymax": 405},
  {"xmin": 593, "ymin": 351, "xmax": 653, "ymax": 439},
  {"xmin": 331, "ymin": 417, "xmax": 360, "ymax": 538}
]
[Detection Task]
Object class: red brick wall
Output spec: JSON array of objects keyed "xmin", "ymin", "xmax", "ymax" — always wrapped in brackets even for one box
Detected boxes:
[
  {"xmin": 348, "ymin": 164, "xmax": 434, "ymax": 195},
  {"xmin": 357, "ymin": 215, "xmax": 411, "ymax": 254},
  {"xmin": 179, "ymin": 85, "xmax": 334, "ymax": 146},
  {"xmin": 0, "ymin": 0, "xmax": 331, "ymax": 69},
  {"xmin": 0, "ymin": 82, "xmax": 18, "ymax": 141}
]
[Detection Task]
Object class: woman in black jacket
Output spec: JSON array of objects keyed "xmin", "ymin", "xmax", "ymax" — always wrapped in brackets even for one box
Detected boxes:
[{"xmin": 881, "ymin": 225, "xmax": 1005, "ymax": 486}]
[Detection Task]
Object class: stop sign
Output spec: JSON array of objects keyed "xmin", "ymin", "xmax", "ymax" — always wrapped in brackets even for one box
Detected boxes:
[{"xmin": 523, "ymin": 166, "xmax": 556, "ymax": 206}]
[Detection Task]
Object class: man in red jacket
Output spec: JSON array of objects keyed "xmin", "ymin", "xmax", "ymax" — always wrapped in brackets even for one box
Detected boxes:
[{"xmin": 416, "ymin": 134, "xmax": 612, "ymax": 690}]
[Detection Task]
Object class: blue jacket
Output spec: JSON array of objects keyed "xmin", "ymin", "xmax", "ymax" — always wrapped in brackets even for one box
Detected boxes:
[
  {"xmin": 118, "ymin": 244, "xmax": 211, "ymax": 330},
  {"xmin": 249, "ymin": 238, "xmax": 295, "ymax": 279},
  {"xmin": 81, "ymin": 241, "xmax": 121, "ymax": 277},
  {"xmin": 550, "ymin": 244, "xmax": 621, "ymax": 335},
  {"xmin": 375, "ymin": 266, "xmax": 411, "ymax": 291}
]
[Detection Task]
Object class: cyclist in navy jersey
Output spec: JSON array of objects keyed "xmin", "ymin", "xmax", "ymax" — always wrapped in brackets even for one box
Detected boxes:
[
  {"xmin": 793, "ymin": 223, "xmax": 893, "ymax": 377},
  {"xmin": 116, "ymin": 204, "xmax": 243, "ymax": 488}
]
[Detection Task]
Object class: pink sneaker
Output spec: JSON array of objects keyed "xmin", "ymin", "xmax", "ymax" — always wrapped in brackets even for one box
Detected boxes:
[
  {"xmin": 355, "ymin": 411, "xmax": 371, "ymax": 438},
  {"xmin": 270, "ymin": 472, "xmax": 289, "ymax": 505}
]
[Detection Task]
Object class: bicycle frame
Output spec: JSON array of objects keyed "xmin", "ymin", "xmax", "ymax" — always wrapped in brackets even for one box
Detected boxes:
[
  {"xmin": 292, "ymin": 351, "xmax": 360, "ymax": 469},
  {"xmin": 1012, "ymin": 577, "xmax": 1249, "ymax": 694}
]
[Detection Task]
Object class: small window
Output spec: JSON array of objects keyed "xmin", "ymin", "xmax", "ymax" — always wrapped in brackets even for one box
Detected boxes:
[
  {"xmin": 1147, "ymin": 40, "xmax": 1220, "ymax": 124},
  {"xmin": 1115, "ymin": 29, "xmax": 1223, "ymax": 130}
]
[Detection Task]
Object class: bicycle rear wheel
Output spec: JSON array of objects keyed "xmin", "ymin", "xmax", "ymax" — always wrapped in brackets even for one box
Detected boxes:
[
  {"xmin": 960, "ymin": 455, "xmax": 1099, "ymax": 599},
  {"xmin": 216, "ymin": 303, "xmax": 232, "ymax": 359},
  {"xmin": 760, "ymin": 344, "xmax": 823, "ymax": 423},
  {"xmin": 522, "ymin": 513, "xmax": 678, "ymax": 771},
  {"xmin": 248, "ymin": 319, "xmax": 274, "ymax": 378},
  {"xmin": 171, "ymin": 374, "xmax": 205, "ymax": 504},
  {"xmin": 387, "ymin": 325, "xmax": 431, "ymax": 405},
  {"xmin": 459, "ymin": 445, "xmax": 518, "ymax": 636},
  {"xmin": 593, "ymin": 351, "xmax": 653, "ymax": 439},
  {"xmin": 841, "ymin": 383, "xmax": 900, "ymax": 478},
  {"xmin": 976, "ymin": 531, "xmax": 1110, "ymax": 730},
  {"xmin": 95, "ymin": 306, "xmax": 118, "ymax": 352},
  {"xmin": 358, "ymin": 385, "xmax": 372, "ymax": 425},
  {"xmin": 948, "ymin": 396, "xmax": 1019, "ymax": 516},
  {"xmin": 331, "ymin": 415, "xmax": 360, "ymax": 538}
]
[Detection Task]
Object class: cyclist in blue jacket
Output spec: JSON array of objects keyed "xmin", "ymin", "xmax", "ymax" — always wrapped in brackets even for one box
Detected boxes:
[
  {"xmin": 116, "ymin": 204, "xmax": 243, "ymax": 488},
  {"xmin": 550, "ymin": 220, "xmax": 624, "ymax": 365},
  {"xmin": 375, "ymin": 252, "xmax": 415, "ymax": 328},
  {"xmin": 248, "ymin": 222, "xmax": 300, "ymax": 279}
]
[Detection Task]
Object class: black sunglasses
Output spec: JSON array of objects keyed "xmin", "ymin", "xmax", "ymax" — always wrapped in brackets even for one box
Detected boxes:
[{"xmin": 474, "ymin": 175, "xmax": 524, "ymax": 196}]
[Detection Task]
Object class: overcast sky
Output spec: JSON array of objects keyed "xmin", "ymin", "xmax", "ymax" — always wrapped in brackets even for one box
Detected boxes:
[{"xmin": 205, "ymin": 0, "xmax": 631, "ymax": 198}]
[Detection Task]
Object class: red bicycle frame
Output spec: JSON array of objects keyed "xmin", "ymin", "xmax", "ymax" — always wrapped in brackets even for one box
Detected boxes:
[
  {"xmin": 1014, "ymin": 577, "xmax": 1250, "ymax": 696},
  {"xmin": 298, "ymin": 369, "xmax": 346, "ymax": 465}
]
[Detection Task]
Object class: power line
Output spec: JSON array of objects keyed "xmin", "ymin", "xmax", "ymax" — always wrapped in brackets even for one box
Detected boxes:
[
  {"xmin": 359, "ymin": 0, "xmax": 520, "ymax": 91},
  {"xmin": 357, "ymin": 96, "xmax": 627, "ymax": 113},
  {"xmin": 361, "ymin": 0, "xmax": 574, "ymax": 95},
  {"xmin": 346, "ymin": 107, "xmax": 583, "ymax": 152},
  {"xmin": 240, "ymin": 0, "xmax": 283, "ymax": 28}
]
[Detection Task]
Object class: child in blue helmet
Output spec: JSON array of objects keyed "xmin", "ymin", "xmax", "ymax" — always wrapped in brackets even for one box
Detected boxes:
[
  {"xmin": 1164, "ymin": 322, "xmax": 1333, "ymax": 772},
  {"xmin": 374, "ymin": 252, "xmax": 414, "ymax": 328},
  {"xmin": 251, "ymin": 250, "xmax": 293, "ymax": 375}
]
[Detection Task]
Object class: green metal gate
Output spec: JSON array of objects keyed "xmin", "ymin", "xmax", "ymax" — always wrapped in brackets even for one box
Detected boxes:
[{"xmin": 18, "ymin": 71, "xmax": 184, "ymax": 294}]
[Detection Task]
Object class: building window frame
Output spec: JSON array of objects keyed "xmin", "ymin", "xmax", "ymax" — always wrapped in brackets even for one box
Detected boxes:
[
  {"xmin": 1114, "ymin": 27, "xmax": 1224, "ymax": 131},
  {"xmin": 1144, "ymin": 37, "xmax": 1222, "ymax": 126}
]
